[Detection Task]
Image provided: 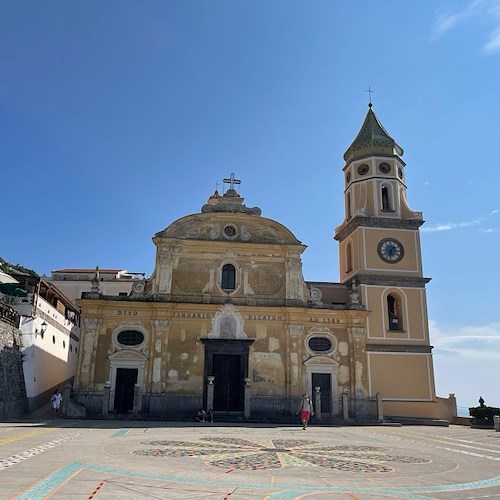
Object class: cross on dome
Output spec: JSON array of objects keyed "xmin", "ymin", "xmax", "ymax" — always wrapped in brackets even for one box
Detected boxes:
[{"xmin": 223, "ymin": 173, "xmax": 241, "ymax": 192}]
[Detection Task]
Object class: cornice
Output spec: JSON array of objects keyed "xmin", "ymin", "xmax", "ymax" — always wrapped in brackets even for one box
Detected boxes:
[
  {"xmin": 335, "ymin": 217, "xmax": 424, "ymax": 242},
  {"xmin": 366, "ymin": 344, "xmax": 433, "ymax": 353},
  {"xmin": 355, "ymin": 275, "xmax": 431, "ymax": 288}
]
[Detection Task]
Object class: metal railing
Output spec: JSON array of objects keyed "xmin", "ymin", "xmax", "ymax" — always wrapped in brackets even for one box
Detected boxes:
[
  {"xmin": 71, "ymin": 388, "xmax": 381, "ymax": 422},
  {"xmin": 0, "ymin": 301, "xmax": 20, "ymax": 328}
]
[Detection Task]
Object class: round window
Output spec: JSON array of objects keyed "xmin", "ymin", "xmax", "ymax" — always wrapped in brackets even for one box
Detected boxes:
[
  {"xmin": 357, "ymin": 163, "xmax": 369, "ymax": 175},
  {"xmin": 117, "ymin": 330, "xmax": 145, "ymax": 346},
  {"xmin": 379, "ymin": 162, "xmax": 391, "ymax": 174},
  {"xmin": 223, "ymin": 225, "xmax": 237, "ymax": 239},
  {"xmin": 308, "ymin": 336, "xmax": 332, "ymax": 352}
]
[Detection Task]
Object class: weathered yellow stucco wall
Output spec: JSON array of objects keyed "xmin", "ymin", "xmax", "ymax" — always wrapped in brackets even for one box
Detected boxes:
[{"xmin": 367, "ymin": 352, "xmax": 433, "ymax": 400}]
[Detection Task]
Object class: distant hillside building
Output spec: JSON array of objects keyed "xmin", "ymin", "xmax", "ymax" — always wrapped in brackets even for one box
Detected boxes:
[
  {"xmin": 73, "ymin": 107, "xmax": 452, "ymax": 421},
  {"xmin": 47, "ymin": 268, "xmax": 145, "ymax": 301}
]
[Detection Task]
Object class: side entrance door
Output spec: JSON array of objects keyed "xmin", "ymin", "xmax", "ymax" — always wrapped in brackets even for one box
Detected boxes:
[
  {"xmin": 312, "ymin": 373, "xmax": 332, "ymax": 413},
  {"xmin": 114, "ymin": 368, "xmax": 138, "ymax": 412},
  {"xmin": 213, "ymin": 354, "xmax": 243, "ymax": 412}
]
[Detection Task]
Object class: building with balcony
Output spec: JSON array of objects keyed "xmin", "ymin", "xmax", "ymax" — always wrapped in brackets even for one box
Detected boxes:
[{"xmin": 0, "ymin": 259, "xmax": 81, "ymax": 411}]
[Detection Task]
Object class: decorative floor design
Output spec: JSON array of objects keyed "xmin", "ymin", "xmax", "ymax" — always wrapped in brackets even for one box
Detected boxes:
[
  {"xmin": 132, "ymin": 437, "xmax": 431, "ymax": 472},
  {"xmin": 0, "ymin": 432, "xmax": 85, "ymax": 471},
  {"xmin": 16, "ymin": 460, "xmax": 500, "ymax": 500}
]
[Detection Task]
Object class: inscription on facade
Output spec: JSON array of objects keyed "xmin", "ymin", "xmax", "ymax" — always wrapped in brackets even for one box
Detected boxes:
[
  {"xmin": 171, "ymin": 312, "xmax": 212, "ymax": 318},
  {"xmin": 244, "ymin": 315, "xmax": 283, "ymax": 321},
  {"xmin": 169, "ymin": 312, "xmax": 284, "ymax": 321},
  {"xmin": 309, "ymin": 317, "xmax": 340, "ymax": 324},
  {"xmin": 117, "ymin": 310, "xmax": 138, "ymax": 316}
]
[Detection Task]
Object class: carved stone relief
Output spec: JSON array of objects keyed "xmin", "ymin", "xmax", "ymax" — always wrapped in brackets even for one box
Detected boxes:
[
  {"xmin": 285, "ymin": 324, "xmax": 304, "ymax": 337},
  {"xmin": 207, "ymin": 304, "xmax": 247, "ymax": 339},
  {"xmin": 310, "ymin": 286, "xmax": 323, "ymax": 304}
]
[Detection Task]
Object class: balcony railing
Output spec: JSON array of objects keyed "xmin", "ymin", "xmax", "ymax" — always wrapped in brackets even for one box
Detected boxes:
[{"xmin": 0, "ymin": 301, "xmax": 20, "ymax": 328}]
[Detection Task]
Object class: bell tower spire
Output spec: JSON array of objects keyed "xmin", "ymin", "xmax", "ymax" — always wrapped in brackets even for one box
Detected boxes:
[
  {"xmin": 340, "ymin": 105, "xmax": 422, "ymax": 225},
  {"xmin": 335, "ymin": 104, "xmax": 425, "ymax": 281},
  {"xmin": 335, "ymin": 105, "xmax": 437, "ymax": 418}
]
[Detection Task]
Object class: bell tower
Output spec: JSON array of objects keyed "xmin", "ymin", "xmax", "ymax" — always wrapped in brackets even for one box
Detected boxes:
[{"xmin": 335, "ymin": 104, "xmax": 438, "ymax": 418}]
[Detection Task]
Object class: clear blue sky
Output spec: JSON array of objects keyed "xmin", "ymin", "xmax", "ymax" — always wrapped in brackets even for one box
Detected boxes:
[{"xmin": 2, "ymin": 1, "xmax": 499, "ymax": 411}]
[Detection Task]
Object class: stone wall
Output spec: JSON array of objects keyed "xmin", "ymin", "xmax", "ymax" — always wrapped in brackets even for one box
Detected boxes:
[{"xmin": 0, "ymin": 321, "xmax": 28, "ymax": 419}]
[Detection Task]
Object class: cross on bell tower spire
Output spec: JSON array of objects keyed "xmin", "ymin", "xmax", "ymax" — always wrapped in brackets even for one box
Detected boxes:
[{"xmin": 365, "ymin": 86, "xmax": 374, "ymax": 107}]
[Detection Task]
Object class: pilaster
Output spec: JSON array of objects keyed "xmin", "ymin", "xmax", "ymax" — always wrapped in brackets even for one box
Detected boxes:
[
  {"xmin": 347, "ymin": 325, "xmax": 367, "ymax": 398},
  {"xmin": 286, "ymin": 324, "xmax": 303, "ymax": 395},
  {"xmin": 80, "ymin": 318, "xmax": 102, "ymax": 389},
  {"xmin": 151, "ymin": 319, "xmax": 170, "ymax": 392}
]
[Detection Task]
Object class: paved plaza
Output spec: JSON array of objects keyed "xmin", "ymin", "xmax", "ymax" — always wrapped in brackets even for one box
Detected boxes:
[{"xmin": 1, "ymin": 419, "xmax": 500, "ymax": 499}]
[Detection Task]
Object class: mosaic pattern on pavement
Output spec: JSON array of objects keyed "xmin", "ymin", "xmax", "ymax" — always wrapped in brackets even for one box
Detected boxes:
[
  {"xmin": 17, "ymin": 460, "xmax": 500, "ymax": 500},
  {"xmin": 132, "ymin": 437, "xmax": 431, "ymax": 472}
]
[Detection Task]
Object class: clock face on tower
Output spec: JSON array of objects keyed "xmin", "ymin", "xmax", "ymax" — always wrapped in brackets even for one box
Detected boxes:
[{"xmin": 377, "ymin": 238, "xmax": 404, "ymax": 263}]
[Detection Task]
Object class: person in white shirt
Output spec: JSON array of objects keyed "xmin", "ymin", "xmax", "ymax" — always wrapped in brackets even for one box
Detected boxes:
[
  {"xmin": 297, "ymin": 393, "xmax": 314, "ymax": 430},
  {"xmin": 51, "ymin": 389, "xmax": 63, "ymax": 417}
]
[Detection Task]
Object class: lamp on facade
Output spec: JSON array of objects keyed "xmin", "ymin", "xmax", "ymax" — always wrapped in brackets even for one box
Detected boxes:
[{"xmin": 35, "ymin": 321, "xmax": 48, "ymax": 338}]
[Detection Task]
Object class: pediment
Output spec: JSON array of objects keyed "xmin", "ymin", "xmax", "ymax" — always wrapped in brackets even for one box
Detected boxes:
[
  {"xmin": 108, "ymin": 349, "xmax": 148, "ymax": 361},
  {"xmin": 304, "ymin": 355, "xmax": 339, "ymax": 366}
]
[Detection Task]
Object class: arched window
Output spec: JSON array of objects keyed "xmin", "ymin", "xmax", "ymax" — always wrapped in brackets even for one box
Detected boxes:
[
  {"xmin": 381, "ymin": 184, "xmax": 392, "ymax": 211},
  {"xmin": 346, "ymin": 242, "xmax": 353, "ymax": 273},
  {"xmin": 221, "ymin": 264, "xmax": 236, "ymax": 291},
  {"xmin": 387, "ymin": 294, "xmax": 402, "ymax": 330},
  {"xmin": 347, "ymin": 192, "xmax": 352, "ymax": 219}
]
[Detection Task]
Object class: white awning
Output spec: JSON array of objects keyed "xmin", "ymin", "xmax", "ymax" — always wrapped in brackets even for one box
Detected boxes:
[{"xmin": 0, "ymin": 270, "xmax": 19, "ymax": 284}]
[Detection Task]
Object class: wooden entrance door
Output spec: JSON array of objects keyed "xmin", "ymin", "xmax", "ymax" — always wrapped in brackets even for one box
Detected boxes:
[
  {"xmin": 213, "ymin": 354, "xmax": 243, "ymax": 412},
  {"xmin": 114, "ymin": 368, "xmax": 138, "ymax": 412},
  {"xmin": 312, "ymin": 373, "xmax": 332, "ymax": 413}
]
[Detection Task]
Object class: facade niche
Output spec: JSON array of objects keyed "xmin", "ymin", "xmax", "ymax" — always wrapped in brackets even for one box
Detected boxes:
[
  {"xmin": 387, "ymin": 294, "xmax": 402, "ymax": 331},
  {"xmin": 346, "ymin": 242, "xmax": 353, "ymax": 273},
  {"xmin": 381, "ymin": 184, "xmax": 393, "ymax": 211}
]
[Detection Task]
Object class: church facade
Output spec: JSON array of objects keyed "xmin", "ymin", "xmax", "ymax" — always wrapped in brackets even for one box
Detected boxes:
[{"xmin": 74, "ymin": 106, "xmax": 444, "ymax": 420}]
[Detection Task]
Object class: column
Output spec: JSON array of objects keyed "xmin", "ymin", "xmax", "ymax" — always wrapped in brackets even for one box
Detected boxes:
[
  {"xmin": 376, "ymin": 392, "xmax": 383, "ymax": 422},
  {"xmin": 102, "ymin": 382, "xmax": 110, "ymax": 416},
  {"xmin": 244, "ymin": 378, "xmax": 251, "ymax": 419},
  {"xmin": 342, "ymin": 392, "xmax": 349, "ymax": 421},
  {"xmin": 206, "ymin": 376, "xmax": 215, "ymax": 411},
  {"xmin": 314, "ymin": 386, "xmax": 321, "ymax": 421},
  {"xmin": 132, "ymin": 384, "xmax": 141, "ymax": 417}
]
